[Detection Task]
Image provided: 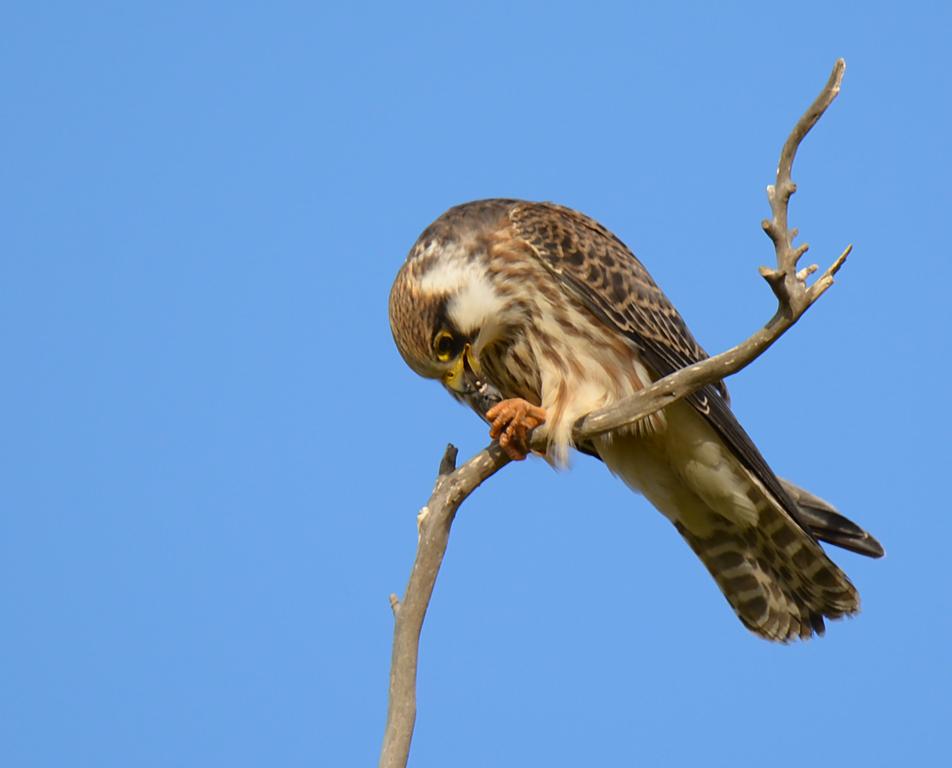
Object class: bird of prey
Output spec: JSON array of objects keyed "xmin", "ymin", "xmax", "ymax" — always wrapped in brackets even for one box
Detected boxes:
[{"xmin": 389, "ymin": 199, "xmax": 883, "ymax": 642}]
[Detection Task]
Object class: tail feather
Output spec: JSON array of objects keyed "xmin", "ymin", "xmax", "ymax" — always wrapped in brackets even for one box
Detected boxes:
[
  {"xmin": 593, "ymin": 410, "xmax": 874, "ymax": 642},
  {"xmin": 674, "ymin": 494, "xmax": 860, "ymax": 642}
]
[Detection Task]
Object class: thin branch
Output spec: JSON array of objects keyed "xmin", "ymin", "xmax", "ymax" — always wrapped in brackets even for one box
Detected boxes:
[
  {"xmin": 380, "ymin": 444, "xmax": 510, "ymax": 768},
  {"xmin": 380, "ymin": 59, "xmax": 851, "ymax": 768},
  {"xmin": 760, "ymin": 58, "xmax": 847, "ymax": 317}
]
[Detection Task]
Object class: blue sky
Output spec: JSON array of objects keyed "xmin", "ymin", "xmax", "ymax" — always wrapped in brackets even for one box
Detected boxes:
[{"xmin": 2, "ymin": 2, "xmax": 950, "ymax": 766}]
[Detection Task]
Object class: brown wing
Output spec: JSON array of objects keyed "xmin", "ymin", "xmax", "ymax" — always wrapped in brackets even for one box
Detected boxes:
[
  {"xmin": 509, "ymin": 201, "xmax": 728, "ymax": 404},
  {"xmin": 508, "ymin": 201, "xmax": 812, "ymax": 534}
]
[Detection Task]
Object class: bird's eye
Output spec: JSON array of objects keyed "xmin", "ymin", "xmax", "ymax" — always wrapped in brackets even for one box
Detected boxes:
[{"xmin": 433, "ymin": 330, "xmax": 458, "ymax": 362}]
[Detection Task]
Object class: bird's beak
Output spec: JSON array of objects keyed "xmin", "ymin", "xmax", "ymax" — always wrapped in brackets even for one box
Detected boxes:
[{"xmin": 442, "ymin": 343, "xmax": 482, "ymax": 394}]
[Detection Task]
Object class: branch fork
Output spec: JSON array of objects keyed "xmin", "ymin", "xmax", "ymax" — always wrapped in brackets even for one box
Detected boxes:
[{"xmin": 759, "ymin": 59, "xmax": 850, "ymax": 320}]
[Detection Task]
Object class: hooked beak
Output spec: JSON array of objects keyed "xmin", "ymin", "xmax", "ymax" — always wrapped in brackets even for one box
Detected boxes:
[{"xmin": 442, "ymin": 343, "xmax": 482, "ymax": 394}]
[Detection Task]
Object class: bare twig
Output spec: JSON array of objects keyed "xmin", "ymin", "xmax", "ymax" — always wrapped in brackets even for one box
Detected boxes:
[
  {"xmin": 759, "ymin": 58, "xmax": 849, "ymax": 317},
  {"xmin": 380, "ymin": 59, "xmax": 850, "ymax": 768}
]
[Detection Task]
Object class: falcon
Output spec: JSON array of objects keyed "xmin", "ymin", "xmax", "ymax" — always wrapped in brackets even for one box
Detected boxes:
[{"xmin": 389, "ymin": 199, "xmax": 883, "ymax": 642}]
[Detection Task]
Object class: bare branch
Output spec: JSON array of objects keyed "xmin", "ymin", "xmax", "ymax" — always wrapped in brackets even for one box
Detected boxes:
[
  {"xmin": 380, "ymin": 59, "xmax": 851, "ymax": 767},
  {"xmin": 380, "ymin": 444, "xmax": 510, "ymax": 768},
  {"xmin": 759, "ymin": 58, "xmax": 848, "ymax": 318}
]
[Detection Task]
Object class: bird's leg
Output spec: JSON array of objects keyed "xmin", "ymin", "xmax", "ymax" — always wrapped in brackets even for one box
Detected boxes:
[{"xmin": 485, "ymin": 399, "xmax": 547, "ymax": 461}]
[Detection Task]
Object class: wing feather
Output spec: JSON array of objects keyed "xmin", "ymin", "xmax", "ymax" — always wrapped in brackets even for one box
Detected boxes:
[{"xmin": 508, "ymin": 201, "xmax": 811, "ymax": 531}]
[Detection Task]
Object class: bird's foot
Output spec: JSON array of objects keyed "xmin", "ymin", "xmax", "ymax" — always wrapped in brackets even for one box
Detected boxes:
[{"xmin": 485, "ymin": 399, "xmax": 547, "ymax": 461}]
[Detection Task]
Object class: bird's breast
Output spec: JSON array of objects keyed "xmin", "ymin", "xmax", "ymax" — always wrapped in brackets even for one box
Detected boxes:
[{"xmin": 479, "ymin": 299, "xmax": 661, "ymax": 466}]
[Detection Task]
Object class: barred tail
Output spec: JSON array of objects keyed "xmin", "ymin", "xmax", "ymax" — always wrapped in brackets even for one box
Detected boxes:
[{"xmin": 675, "ymin": 500, "xmax": 860, "ymax": 642}]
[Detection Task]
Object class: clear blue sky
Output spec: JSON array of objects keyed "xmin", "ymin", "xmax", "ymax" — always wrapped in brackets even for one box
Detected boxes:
[{"xmin": 2, "ymin": 2, "xmax": 949, "ymax": 766}]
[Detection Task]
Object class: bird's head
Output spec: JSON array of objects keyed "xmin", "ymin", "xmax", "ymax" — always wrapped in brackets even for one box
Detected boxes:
[{"xmin": 389, "ymin": 202, "xmax": 512, "ymax": 396}]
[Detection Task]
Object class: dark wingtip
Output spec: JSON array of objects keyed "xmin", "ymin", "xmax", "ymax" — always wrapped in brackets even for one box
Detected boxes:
[
  {"xmin": 779, "ymin": 478, "xmax": 885, "ymax": 559},
  {"xmin": 814, "ymin": 530, "xmax": 885, "ymax": 559},
  {"xmin": 855, "ymin": 535, "xmax": 885, "ymax": 559},
  {"xmin": 814, "ymin": 531, "xmax": 886, "ymax": 558}
]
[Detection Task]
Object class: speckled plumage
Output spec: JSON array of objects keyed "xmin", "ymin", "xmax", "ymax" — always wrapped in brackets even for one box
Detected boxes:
[{"xmin": 389, "ymin": 199, "xmax": 882, "ymax": 642}]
